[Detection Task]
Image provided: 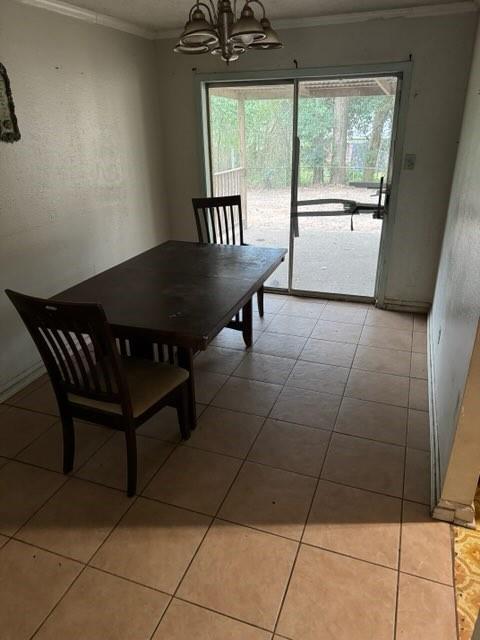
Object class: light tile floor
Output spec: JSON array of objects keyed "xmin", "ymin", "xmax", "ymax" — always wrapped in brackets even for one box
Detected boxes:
[{"xmin": 0, "ymin": 296, "xmax": 458, "ymax": 639}]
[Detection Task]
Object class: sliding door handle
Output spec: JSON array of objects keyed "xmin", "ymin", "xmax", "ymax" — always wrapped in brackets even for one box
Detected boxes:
[{"xmin": 291, "ymin": 136, "xmax": 300, "ymax": 237}]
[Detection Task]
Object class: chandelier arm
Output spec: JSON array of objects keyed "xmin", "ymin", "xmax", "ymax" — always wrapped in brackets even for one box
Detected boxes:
[
  {"xmin": 245, "ymin": 0, "xmax": 266, "ymax": 18},
  {"xmin": 189, "ymin": 0, "xmax": 216, "ymax": 24},
  {"xmin": 199, "ymin": 1, "xmax": 216, "ymax": 23},
  {"xmin": 206, "ymin": 0, "xmax": 218, "ymax": 21}
]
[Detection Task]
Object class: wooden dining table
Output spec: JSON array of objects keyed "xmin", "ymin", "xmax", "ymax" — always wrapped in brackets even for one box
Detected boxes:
[{"xmin": 53, "ymin": 240, "xmax": 286, "ymax": 426}]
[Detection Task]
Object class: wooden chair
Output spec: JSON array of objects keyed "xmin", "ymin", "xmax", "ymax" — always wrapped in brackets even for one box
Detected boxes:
[
  {"xmin": 192, "ymin": 195, "xmax": 264, "ymax": 317},
  {"xmin": 6, "ymin": 290, "xmax": 191, "ymax": 496}
]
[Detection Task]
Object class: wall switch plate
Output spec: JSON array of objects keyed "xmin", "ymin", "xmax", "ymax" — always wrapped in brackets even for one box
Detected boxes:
[{"xmin": 404, "ymin": 153, "xmax": 416, "ymax": 170}]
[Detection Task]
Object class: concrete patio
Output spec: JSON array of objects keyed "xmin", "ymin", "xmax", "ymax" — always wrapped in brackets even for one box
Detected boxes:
[{"xmin": 243, "ymin": 186, "xmax": 383, "ymax": 296}]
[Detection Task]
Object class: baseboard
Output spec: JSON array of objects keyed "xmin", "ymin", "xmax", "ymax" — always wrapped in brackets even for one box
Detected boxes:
[
  {"xmin": 381, "ymin": 297, "xmax": 431, "ymax": 313},
  {"xmin": 425, "ymin": 312, "xmax": 463, "ymax": 527},
  {"xmin": 264, "ymin": 290, "xmax": 431, "ymax": 311},
  {"xmin": 427, "ymin": 314, "xmax": 479, "ymax": 529},
  {"xmin": 0, "ymin": 361, "xmax": 46, "ymax": 403},
  {"xmin": 427, "ymin": 312, "xmax": 441, "ymax": 512}
]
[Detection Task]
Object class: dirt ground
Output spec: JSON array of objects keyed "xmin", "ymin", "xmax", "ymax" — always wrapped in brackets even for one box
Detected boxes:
[{"xmin": 243, "ymin": 186, "xmax": 383, "ymax": 296}]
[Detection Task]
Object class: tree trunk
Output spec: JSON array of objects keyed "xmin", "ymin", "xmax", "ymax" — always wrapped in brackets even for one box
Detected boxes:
[
  {"xmin": 313, "ymin": 164, "xmax": 323, "ymax": 184},
  {"xmin": 363, "ymin": 102, "xmax": 390, "ymax": 182},
  {"xmin": 331, "ymin": 97, "xmax": 348, "ymax": 184},
  {"xmin": 313, "ymin": 137, "xmax": 324, "ymax": 184}
]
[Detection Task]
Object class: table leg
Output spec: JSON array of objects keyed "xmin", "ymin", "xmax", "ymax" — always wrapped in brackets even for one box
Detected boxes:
[
  {"xmin": 242, "ymin": 298, "xmax": 253, "ymax": 348},
  {"xmin": 177, "ymin": 347, "xmax": 197, "ymax": 429},
  {"xmin": 257, "ymin": 285, "xmax": 265, "ymax": 318}
]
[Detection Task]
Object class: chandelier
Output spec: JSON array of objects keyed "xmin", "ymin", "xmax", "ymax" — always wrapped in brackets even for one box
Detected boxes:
[{"xmin": 174, "ymin": 0, "xmax": 283, "ymax": 63}]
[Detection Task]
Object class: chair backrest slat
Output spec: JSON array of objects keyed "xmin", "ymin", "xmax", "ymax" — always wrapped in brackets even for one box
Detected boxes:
[
  {"xmin": 223, "ymin": 207, "xmax": 230, "ymax": 244},
  {"xmin": 56, "ymin": 328, "xmax": 82, "ymax": 387},
  {"xmin": 203, "ymin": 208, "xmax": 211, "ymax": 243},
  {"xmin": 210, "ymin": 207, "xmax": 217, "ymax": 243},
  {"xmin": 63, "ymin": 328, "xmax": 90, "ymax": 388},
  {"xmin": 6, "ymin": 290, "xmax": 131, "ymax": 412},
  {"xmin": 89, "ymin": 329, "xmax": 116, "ymax": 395},
  {"xmin": 216, "ymin": 207, "xmax": 223, "ymax": 244},
  {"xmin": 76, "ymin": 330, "xmax": 101, "ymax": 392},
  {"xmin": 40, "ymin": 324, "xmax": 71, "ymax": 384},
  {"xmin": 192, "ymin": 195, "xmax": 244, "ymax": 246},
  {"xmin": 49, "ymin": 327, "xmax": 81, "ymax": 388}
]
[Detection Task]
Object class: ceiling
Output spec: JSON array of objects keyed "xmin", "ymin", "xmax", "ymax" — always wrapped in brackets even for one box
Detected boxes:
[{"xmin": 54, "ymin": 0, "xmax": 467, "ymax": 32}]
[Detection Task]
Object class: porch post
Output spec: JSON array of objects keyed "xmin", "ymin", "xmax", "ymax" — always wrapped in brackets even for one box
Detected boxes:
[{"xmin": 238, "ymin": 94, "xmax": 248, "ymax": 229}]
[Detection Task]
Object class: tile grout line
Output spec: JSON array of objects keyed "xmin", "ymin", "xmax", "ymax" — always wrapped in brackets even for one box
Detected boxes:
[
  {"xmin": 1, "ymin": 420, "xmax": 423, "ymax": 560},
  {"xmin": 5, "ymin": 462, "xmax": 71, "ymax": 540},
  {"xmin": 271, "ymin": 303, "xmax": 369, "ymax": 636},
  {"xmin": 392, "ymin": 314, "xmax": 415, "ymax": 640},
  {"xmin": 25, "ymin": 410, "xmax": 174, "ymax": 638},
  {"xmin": 6, "ymin": 482, "xmax": 454, "ymax": 611},
  {"xmin": 147, "ymin": 298, "xmax": 322, "ymax": 636},
  {"xmin": 0, "ymin": 411, "xmax": 58, "ymax": 458},
  {"xmin": 146, "ymin": 408, "xmax": 272, "ymax": 637},
  {"xmin": 2, "ymin": 309, "xmax": 426, "ymax": 491},
  {"xmin": 3, "ymin": 418, "xmax": 429, "ymax": 475},
  {"xmin": 22, "ymin": 409, "xmax": 189, "ymax": 639},
  {"xmin": 239, "ymin": 302, "xmax": 318, "ymax": 636},
  {"xmin": 2, "ymin": 297, "xmax": 438, "ymax": 637},
  {"xmin": 2, "ymin": 398, "xmax": 59, "ymax": 418},
  {"xmin": 26, "ymin": 482, "xmax": 145, "ymax": 640},
  {"xmin": 172, "ymin": 596, "xmax": 275, "ymax": 635}
]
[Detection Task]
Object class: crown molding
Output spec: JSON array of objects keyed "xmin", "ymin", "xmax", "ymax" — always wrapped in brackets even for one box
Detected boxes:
[
  {"xmin": 157, "ymin": 1, "xmax": 479, "ymax": 39},
  {"xmin": 17, "ymin": 0, "xmax": 479, "ymax": 42},
  {"xmin": 18, "ymin": 0, "xmax": 158, "ymax": 39}
]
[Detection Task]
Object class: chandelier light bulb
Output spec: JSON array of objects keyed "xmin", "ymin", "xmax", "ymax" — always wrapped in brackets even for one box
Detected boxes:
[{"xmin": 239, "ymin": 33, "xmax": 254, "ymax": 45}]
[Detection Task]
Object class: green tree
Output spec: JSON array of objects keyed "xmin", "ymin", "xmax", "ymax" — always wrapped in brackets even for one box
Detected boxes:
[
  {"xmin": 348, "ymin": 95, "xmax": 394, "ymax": 181},
  {"xmin": 209, "ymin": 96, "xmax": 239, "ymax": 172},
  {"xmin": 298, "ymin": 97, "xmax": 334, "ymax": 185}
]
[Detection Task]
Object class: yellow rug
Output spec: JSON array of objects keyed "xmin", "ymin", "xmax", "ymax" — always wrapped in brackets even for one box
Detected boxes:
[{"xmin": 455, "ymin": 487, "xmax": 480, "ymax": 640}]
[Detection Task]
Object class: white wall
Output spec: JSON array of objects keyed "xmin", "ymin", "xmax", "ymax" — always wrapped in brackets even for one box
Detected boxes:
[
  {"xmin": 156, "ymin": 13, "xmax": 477, "ymax": 308},
  {"xmin": 430, "ymin": 22, "xmax": 480, "ymax": 522},
  {"xmin": 0, "ymin": 0, "xmax": 170, "ymax": 396}
]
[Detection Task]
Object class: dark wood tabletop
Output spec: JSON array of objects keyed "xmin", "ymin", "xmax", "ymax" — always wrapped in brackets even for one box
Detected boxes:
[{"xmin": 53, "ymin": 241, "xmax": 286, "ymax": 350}]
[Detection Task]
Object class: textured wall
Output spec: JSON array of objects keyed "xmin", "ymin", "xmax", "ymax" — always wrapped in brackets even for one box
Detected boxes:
[
  {"xmin": 156, "ymin": 13, "xmax": 477, "ymax": 307},
  {"xmin": 430, "ymin": 23, "xmax": 480, "ymax": 507},
  {"xmin": 0, "ymin": 0, "xmax": 170, "ymax": 395}
]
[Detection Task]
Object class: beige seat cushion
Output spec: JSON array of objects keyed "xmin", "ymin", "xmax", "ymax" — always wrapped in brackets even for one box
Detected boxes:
[{"xmin": 68, "ymin": 357, "xmax": 189, "ymax": 418}]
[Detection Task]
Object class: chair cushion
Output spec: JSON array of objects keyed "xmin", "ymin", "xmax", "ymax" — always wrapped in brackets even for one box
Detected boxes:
[{"xmin": 68, "ymin": 357, "xmax": 189, "ymax": 418}]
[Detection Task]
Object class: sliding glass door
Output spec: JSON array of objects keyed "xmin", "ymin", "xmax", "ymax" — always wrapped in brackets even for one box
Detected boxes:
[
  {"xmin": 207, "ymin": 82, "xmax": 294, "ymax": 289},
  {"xmin": 291, "ymin": 75, "xmax": 400, "ymax": 298},
  {"xmin": 204, "ymin": 69, "xmax": 403, "ymax": 300}
]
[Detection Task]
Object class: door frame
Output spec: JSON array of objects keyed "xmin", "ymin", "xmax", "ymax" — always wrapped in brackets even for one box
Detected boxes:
[{"xmin": 195, "ymin": 61, "xmax": 412, "ymax": 305}]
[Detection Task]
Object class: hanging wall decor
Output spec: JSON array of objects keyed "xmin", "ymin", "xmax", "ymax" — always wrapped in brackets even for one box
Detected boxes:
[{"xmin": 0, "ymin": 63, "xmax": 21, "ymax": 143}]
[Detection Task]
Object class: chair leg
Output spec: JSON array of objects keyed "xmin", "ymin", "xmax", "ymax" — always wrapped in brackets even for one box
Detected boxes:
[
  {"xmin": 257, "ymin": 285, "xmax": 265, "ymax": 318},
  {"xmin": 125, "ymin": 428, "xmax": 137, "ymax": 497},
  {"xmin": 176, "ymin": 385, "xmax": 191, "ymax": 441},
  {"xmin": 61, "ymin": 413, "xmax": 75, "ymax": 474}
]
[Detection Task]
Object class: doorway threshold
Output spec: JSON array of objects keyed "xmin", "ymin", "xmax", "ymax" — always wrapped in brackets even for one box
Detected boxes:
[{"xmin": 264, "ymin": 287, "xmax": 374, "ymax": 304}]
